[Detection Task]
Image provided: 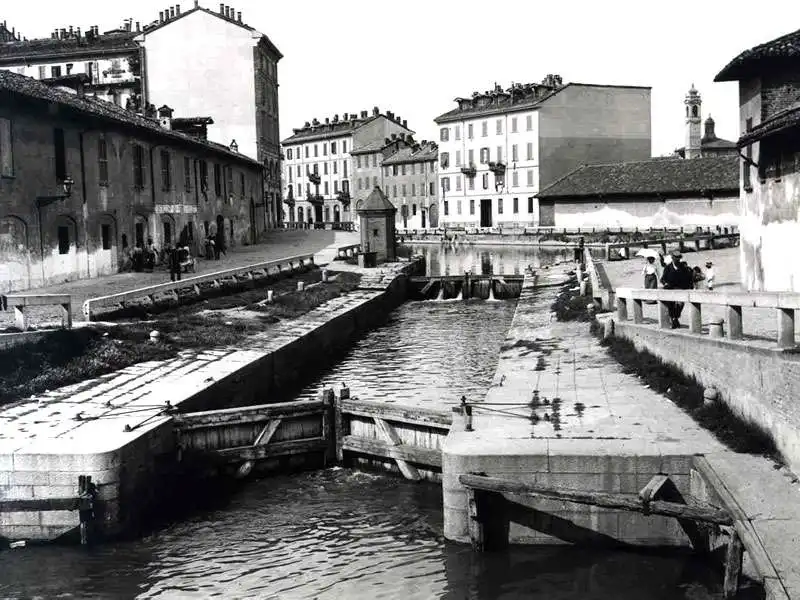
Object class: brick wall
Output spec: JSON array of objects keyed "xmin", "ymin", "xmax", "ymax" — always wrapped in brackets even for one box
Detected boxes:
[
  {"xmin": 760, "ymin": 70, "xmax": 800, "ymax": 120},
  {"xmin": 613, "ymin": 321, "xmax": 800, "ymax": 475}
]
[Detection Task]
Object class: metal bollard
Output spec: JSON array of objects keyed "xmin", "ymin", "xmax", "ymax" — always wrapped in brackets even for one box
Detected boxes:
[
  {"xmin": 321, "ymin": 269, "xmax": 329, "ymax": 283},
  {"xmin": 708, "ymin": 319, "xmax": 724, "ymax": 338}
]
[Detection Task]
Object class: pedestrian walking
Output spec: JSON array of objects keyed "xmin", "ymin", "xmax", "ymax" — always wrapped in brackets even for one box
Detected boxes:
[
  {"xmin": 660, "ymin": 250, "xmax": 688, "ymax": 328},
  {"xmin": 169, "ymin": 244, "xmax": 181, "ymax": 282},
  {"xmin": 704, "ymin": 261, "xmax": 715, "ymax": 291}
]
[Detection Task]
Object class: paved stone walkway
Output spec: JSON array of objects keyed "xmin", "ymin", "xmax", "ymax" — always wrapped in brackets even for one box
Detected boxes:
[
  {"xmin": 602, "ymin": 246, "xmax": 800, "ymax": 342},
  {"xmin": 0, "ymin": 229, "xmax": 359, "ymax": 325}
]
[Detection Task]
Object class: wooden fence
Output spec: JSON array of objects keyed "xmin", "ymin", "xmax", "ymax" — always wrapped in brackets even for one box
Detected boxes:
[
  {"xmin": 83, "ymin": 253, "xmax": 315, "ymax": 320},
  {"xmin": 615, "ymin": 287, "xmax": 800, "ymax": 348},
  {"xmin": 603, "ymin": 231, "xmax": 740, "ymax": 261}
]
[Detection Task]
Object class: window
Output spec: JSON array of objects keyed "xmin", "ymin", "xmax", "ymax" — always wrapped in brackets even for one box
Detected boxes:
[
  {"xmin": 357, "ymin": 155, "xmax": 362, "ymax": 168},
  {"xmin": 38, "ymin": 66, "xmax": 46, "ymax": 79},
  {"xmin": 455, "ymin": 176, "xmax": 461, "ymax": 191},
  {"xmin": 513, "ymin": 197, "xmax": 519, "ymax": 214},
  {"xmin": 324, "ymin": 162, "xmax": 328, "ymax": 175},
  {"xmin": 496, "ymin": 147, "xmax": 503, "ymax": 162},
  {"xmin": 372, "ymin": 154, "xmax": 377, "ymax": 167},
  {"xmin": 482, "ymin": 121, "xmax": 488, "ymax": 137},
  {"xmin": 160, "ymin": 150, "xmax": 171, "ymax": 190},
  {"xmin": 402, "ymin": 183, "xmax": 407, "ymax": 196},
  {"xmin": 51, "ymin": 65, "xmax": 62, "ymax": 78},
  {"xmin": 334, "ymin": 180, "xmax": 339, "ymax": 193},
  {"xmin": 343, "ymin": 141, "xmax": 347, "ymax": 153},
  {"xmin": 440, "ymin": 127, "xmax": 449, "ymax": 142},
  {"xmin": 482, "ymin": 173, "xmax": 489, "ymax": 189},
  {"xmin": 358, "ymin": 178, "xmax": 363, "ymax": 190},
  {"xmin": 411, "ymin": 204, "xmax": 417, "ymax": 216},
  {"xmin": 440, "ymin": 152, "xmax": 449, "ymax": 168},
  {"xmin": 457, "ymin": 200, "xmax": 462, "ymax": 215},
  {"xmin": 305, "ymin": 146, "xmax": 309, "ymax": 158},
  {"xmin": 392, "ymin": 165, "xmax": 399, "ymax": 176},
  {"xmin": 420, "ymin": 162, "xmax": 426, "ymax": 174},
  {"xmin": 468, "ymin": 177, "xmax": 474, "ymax": 190},
  {"xmin": 468, "ymin": 149, "xmax": 474, "ymax": 165},
  {"xmin": 411, "ymin": 163, "xmax": 416, "ymax": 175},
  {"xmin": 54, "ymin": 128, "xmax": 66, "ymax": 181},
  {"xmin": 324, "ymin": 181, "xmax": 329, "ymax": 195},
  {"xmin": 184, "ymin": 157, "xmax": 192, "ymax": 191},
  {"xmin": 287, "ymin": 148, "xmax": 293, "ymax": 160},
  {"xmin": 455, "ymin": 126, "xmax": 461, "ymax": 141},
  {"xmin": 496, "ymin": 119, "xmax": 503, "ymax": 135},
  {"xmin": 455, "ymin": 151, "xmax": 461, "ymax": 167},
  {"xmin": 444, "ymin": 200, "xmax": 449, "ymax": 216},
  {"xmin": 512, "ymin": 144, "xmax": 518, "ymax": 162},
  {"xmin": 468, "ymin": 124, "xmax": 474, "ymax": 139},
  {"xmin": 331, "ymin": 141, "xmax": 337, "ymax": 154},
  {"xmin": 526, "ymin": 142, "xmax": 534, "ymax": 161},
  {"xmin": 441, "ymin": 177, "xmax": 450, "ymax": 192},
  {"xmin": 480, "ymin": 148, "xmax": 490, "ymax": 164},
  {"xmin": 101, "ymin": 224, "xmax": 111, "ymax": 249},
  {"xmin": 57, "ymin": 226, "xmax": 70, "ymax": 254},
  {"xmin": 402, "ymin": 164, "xmax": 406, "ymax": 176},
  {"xmin": 199, "ymin": 160, "xmax": 208, "ymax": 192},
  {"xmin": 470, "ymin": 199, "xmax": 475, "ymax": 215},
  {"xmin": 511, "ymin": 117, "xmax": 518, "ymax": 133},
  {"xmin": 213, "ymin": 164, "xmax": 222, "ymax": 195},
  {"xmin": 429, "ymin": 182, "xmax": 435, "ymax": 195},
  {"xmin": 498, "ymin": 198, "xmax": 504, "ymax": 214},
  {"xmin": 411, "ymin": 183, "xmax": 416, "ymax": 196},
  {"xmin": 323, "ymin": 144, "xmax": 327, "ymax": 156},
  {"xmin": 0, "ymin": 118, "xmax": 13, "ymax": 177},
  {"xmin": 744, "ymin": 118, "xmax": 753, "ymax": 190},
  {"xmin": 333, "ymin": 161, "xmax": 338, "ymax": 174},
  {"xmin": 296, "ymin": 165, "xmax": 301, "ymax": 177},
  {"xmin": 343, "ymin": 160, "xmax": 348, "ymax": 177},
  {"xmin": 240, "ymin": 172, "xmax": 245, "ymax": 196},
  {"xmin": 512, "ymin": 171, "xmax": 519, "ymax": 187},
  {"xmin": 342, "ymin": 180, "xmax": 349, "ymax": 194},
  {"xmin": 373, "ymin": 176, "xmax": 377, "ymax": 187},
  {"xmin": 314, "ymin": 144, "xmax": 318, "ymax": 157},
  {"xmin": 163, "ymin": 220, "xmax": 172, "ymax": 246},
  {"xmin": 313, "ymin": 163, "xmax": 319, "ymax": 175},
  {"xmin": 528, "ymin": 197, "xmax": 534, "ymax": 213},
  {"xmin": 393, "ymin": 185, "xmax": 397, "ymax": 197},
  {"xmin": 526, "ymin": 115, "xmax": 533, "ymax": 131},
  {"xmin": 527, "ymin": 169, "xmax": 534, "ymax": 186}
]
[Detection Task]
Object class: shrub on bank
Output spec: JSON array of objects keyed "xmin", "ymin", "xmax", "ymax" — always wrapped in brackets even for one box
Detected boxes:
[{"xmin": 551, "ymin": 277, "xmax": 594, "ymax": 322}]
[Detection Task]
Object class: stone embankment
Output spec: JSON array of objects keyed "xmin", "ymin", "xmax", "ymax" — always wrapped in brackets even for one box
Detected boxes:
[{"xmin": 0, "ymin": 259, "xmax": 418, "ymax": 542}]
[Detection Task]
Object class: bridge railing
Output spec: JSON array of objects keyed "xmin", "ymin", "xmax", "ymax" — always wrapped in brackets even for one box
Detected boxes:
[
  {"xmin": 615, "ymin": 287, "xmax": 800, "ymax": 348},
  {"xmin": 604, "ymin": 230, "xmax": 740, "ymax": 260},
  {"xmin": 83, "ymin": 253, "xmax": 315, "ymax": 320}
]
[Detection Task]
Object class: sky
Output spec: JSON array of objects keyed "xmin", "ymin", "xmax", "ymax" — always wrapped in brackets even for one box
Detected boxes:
[{"xmin": 4, "ymin": 1, "xmax": 798, "ymax": 156}]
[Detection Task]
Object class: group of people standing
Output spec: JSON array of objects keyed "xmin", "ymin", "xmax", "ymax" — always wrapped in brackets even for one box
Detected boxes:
[{"xmin": 642, "ymin": 249, "xmax": 715, "ymax": 329}]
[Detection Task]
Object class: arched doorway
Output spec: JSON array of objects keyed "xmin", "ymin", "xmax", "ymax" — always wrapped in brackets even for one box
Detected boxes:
[
  {"xmin": 96, "ymin": 214, "xmax": 117, "ymax": 276},
  {"xmin": 134, "ymin": 214, "xmax": 148, "ymax": 249},
  {"xmin": 333, "ymin": 205, "xmax": 340, "ymax": 223},
  {"xmin": 429, "ymin": 202, "xmax": 439, "ymax": 228},
  {"xmin": 0, "ymin": 215, "xmax": 30, "ymax": 291},
  {"xmin": 162, "ymin": 215, "xmax": 176, "ymax": 247},
  {"xmin": 52, "ymin": 214, "xmax": 79, "ymax": 282},
  {"xmin": 297, "ymin": 207, "xmax": 304, "ymax": 223}
]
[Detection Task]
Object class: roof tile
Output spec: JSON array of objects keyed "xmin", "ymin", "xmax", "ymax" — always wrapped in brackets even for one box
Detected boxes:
[{"xmin": 715, "ymin": 27, "xmax": 800, "ymax": 81}]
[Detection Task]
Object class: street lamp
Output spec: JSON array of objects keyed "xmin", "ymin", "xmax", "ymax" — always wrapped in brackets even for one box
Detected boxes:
[{"xmin": 36, "ymin": 176, "xmax": 76, "ymax": 281}]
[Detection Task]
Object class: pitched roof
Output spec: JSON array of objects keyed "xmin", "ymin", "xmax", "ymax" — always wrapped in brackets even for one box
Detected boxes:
[
  {"xmin": 715, "ymin": 27, "xmax": 800, "ymax": 81},
  {"xmin": 0, "ymin": 31, "xmax": 138, "ymax": 64},
  {"xmin": 359, "ymin": 186, "xmax": 396, "ymax": 212},
  {"xmin": 382, "ymin": 143, "xmax": 438, "ymax": 165},
  {"xmin": 0, "ymin": 70, "xmax": 261, "ymax": 167},
  {"xmin": 140, "ymin": 5, "xmax": 282, "ymax": 60},
  {"xmin": 738, "ymin": 101, "xmax": 800, "ymax": 146},
  {"xmin": 536, "ymin": 156, "xmax": 740, "ymax": 199},
  {"xmin": 281, "ymin": 113, "xmax": 412, "ymax": 145},
  {"xmin": 350, "ymin": 138, "xmax": 389, "ymax": 155}
]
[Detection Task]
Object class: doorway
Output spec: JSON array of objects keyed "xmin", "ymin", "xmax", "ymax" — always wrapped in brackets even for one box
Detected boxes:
[
  {"xmin": 314, "ymin": 204, "xmax": 323, "ymax": 223},
  {"xmin": 480, "ymin": 199, "xmax": 493, "ymax": 227},
  {"xmin": 421, "ymin": 208, "xmax": 427, "ymax": 229}
]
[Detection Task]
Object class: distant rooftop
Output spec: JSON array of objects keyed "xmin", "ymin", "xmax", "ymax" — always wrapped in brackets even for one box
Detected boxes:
[
  {"xmin": 716, "ymin": 27, "xmax": 800, "ymax": 81},
  {"xmin": 282, "ymin": 107, "xmax": 412, "ymax": 145},
  {"xmin": 537, "ymin": 156, "xmax": 739, "ymax": 199},
  {"xmin": 382, "ymin": 141, "xmax": 438, "ymax": 166}
]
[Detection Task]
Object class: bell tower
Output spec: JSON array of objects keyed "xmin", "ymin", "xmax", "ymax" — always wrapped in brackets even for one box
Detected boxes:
[{"xmin": 684, "ymin": 84, "xmax": 702, "ymax": 159}]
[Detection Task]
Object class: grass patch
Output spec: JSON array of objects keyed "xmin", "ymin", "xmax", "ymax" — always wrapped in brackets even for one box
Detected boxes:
[
  {"xmin": 551, "ymin": 277, "xmax": 595, "ymax": 322},
  {"xmin": 0, "ymin": 271, "xmax": 362, "ymax": 406},
  {"xmin": 592, "ymin": 321, "xmax": 781, "ymax": 461}
]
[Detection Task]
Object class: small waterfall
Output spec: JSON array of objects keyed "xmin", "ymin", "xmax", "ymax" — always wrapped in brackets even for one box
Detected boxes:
[
  {"xmin": 434, "ymin": 283, "xmax": 445, "ymax": 301},
  {"xmin": 488, "ymin": 281, "xmax": 497, "ymax": 302},
  {"xmin": 455, "ymin": 289, "xmax": 463, "ymax": 301}
]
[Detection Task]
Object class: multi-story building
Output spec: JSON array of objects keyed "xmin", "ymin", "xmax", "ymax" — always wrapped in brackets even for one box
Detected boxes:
[
  {"xmin": 434, "ymin": 74, "xmax": 652, "ymax": 228},
  {"xmin": 0, "ymin": 3, "xmax": 283, "ymax": 232},
  {"xmin": 673, "ymin": 85, "xmax": 737, "ymax": 159},
  {"xmin": 380, "ymin": 139, "xmax": 439, "ymax": 229},
  {"xmin": 281, "ymin": 108, "xmax": 412, "ymax": 225},
  {"xmin": 0, "ymin": 20, "xmax": 142, "ymax": 109},
  {"xmin": 716, "ymin": 27, "xmax": 800, "ymax": 292},
  {"xmin": 135, "ymin": 3, "xmax": 283, "ymax": 230},
  {"xmin": 0, "ymin": 70, "xmax": 265, "ymax": 292}
]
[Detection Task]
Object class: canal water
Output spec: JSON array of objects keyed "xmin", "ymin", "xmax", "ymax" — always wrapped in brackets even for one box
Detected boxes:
[{"xmin": 0, "ymin": 245, "xmax": 739, "ymax": 599}]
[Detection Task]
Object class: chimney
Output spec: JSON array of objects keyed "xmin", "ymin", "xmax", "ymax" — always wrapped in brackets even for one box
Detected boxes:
[
  {"xmin": 325, "ymin": 117, "xmax": 330, "ymax": 124},
  {"xmin": 343, "ymin": 113, "xmax": 348, "ymax": 120},
  {"xmin": 237, "ymin": 11, "xmax": 242, "ymax": 21},
  {"xmin": 157, "ymin": 105, "xmax": 174, "ymax": 129},
  {"xmin": 136, "ymin": 21, "xmax": 141, "ymax": 32},
  {"xmin": 170, "ymin": 6, "xmax": 176, "ymax": 18},
  {"xmin": 69, "ymin": 25, "xmax": 74, "ymax": 37},
  {"xmin": 61, "ymin": 28, "xmax": 67, "ymax": 39},
  {"xmin": 219, "ymin": 3, "xmax": 224, "ymax": 14},
  {"xmin": 159, "ymin": 11, "xmax": 165, "ymax": 22},
  {"xmin": 195, "ymin": 0, "xmax": 199, "ymax": 7},
  {"xmin": 391, "ymin": 133, "xmax": 397, "ymax": 140},
  {"xmin": 333, "ymin": 114, "xmax": 339, "ymax": 122},
  {"xmin": 402, "ymin": 119, "xmax": 407, "ymax": 128},
  {"xmin": 373, "ymin": 106, "xmax": 379, "ymax": 116},
  {"xmin": 77, "ymin": 27, "xmax": 81, "ymax": 39},
  {"xmin": 360, "ymin": 110, "xmax": 367, "ymax": 118},
  {"xmin": 176, "ymin": 4, "xmax": 181, "ymax": 15},
  {"xmin": 384, "ymin": 138, "xmax": 390, "ymax": 145}
]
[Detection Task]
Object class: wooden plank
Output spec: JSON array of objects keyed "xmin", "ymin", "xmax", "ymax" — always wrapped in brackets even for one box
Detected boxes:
[
  {"xmin": 215, "ymin": 437, "xmax": 327, "ymax": 462},
  {"xmin": 639, "ymin": 474, "xmax": 708, "ymax": 552},
  {"xmin": 0, "ymin": 497, "xmax": 81, "ymax": 512},
  {"xmin": 459, "ymin": 474, "xmax": 732, "ymax": 525},
  {"xmin": 374, "ymin": 417, "xmax": 421, "ymax": 481},
  {"xmin": 339, "ymin": 398, "xmax": 452, "ymax": 428},
  {"xmin": 3, "ymin": 294, "xmax": 72, "ymax": 307},
  {"xmin": 723, "ymin": 530, "xmax": 743, "ymax": 599},
  {"xmin": 173, "ymin": 400, "xmax": 325, "ymax": 430},
  {"xmin": 466, "ymin": 487, "xmax": 485, "ymax": 551},
  {"xmin": 341, "ymin": 435, "xmax": 442, "ymax": 468},
  {"xmin": 253, "ymin": 419, "xmax": 282, "ymax": 446}
]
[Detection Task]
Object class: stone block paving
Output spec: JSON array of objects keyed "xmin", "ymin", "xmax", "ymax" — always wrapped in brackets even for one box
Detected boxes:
[
  {"xmin": 0, "ymin": 229, "xmax": 359, "ymax": 325},
  {"xmin": 603, "ymin": 246, "xmax": 800, "ymax": 342},
  {"xmin": 471, "ymin": 268, "xmax": 724, "ymax": 460},
  {"xmin": 0, "ymin": 259, "xmax": 409, "ymax": 456}
]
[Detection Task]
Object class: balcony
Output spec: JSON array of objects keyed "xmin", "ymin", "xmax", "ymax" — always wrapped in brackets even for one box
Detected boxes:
[
  {"xmin": 307, "ymin": 193, "xmax": 324, "ymax": 206},
  {"xmin": 284, "ymin": 189, "xmax": 295, "ymax": 207},
  {"xmin": 308, "ymin": 172, "xmax": 321, "ymax": 185},
  {"xmin": 488, "ymin": 161, "xmax": 507, "ymax": 175},
  {"xmin": 337, "ymin": 191, "xmax": 351, "ymax": 207},
  {"xmin": 460, "ymin": 163, "xmax": 477, "ymax": 178}
]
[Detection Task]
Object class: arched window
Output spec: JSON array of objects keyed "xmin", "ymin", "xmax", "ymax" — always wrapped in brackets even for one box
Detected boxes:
[{"xmin": 691, "ymin": 105, "xmax": 698, "ymax": 118}]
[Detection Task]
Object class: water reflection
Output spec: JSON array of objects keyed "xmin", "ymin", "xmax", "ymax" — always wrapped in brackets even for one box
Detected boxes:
[{"xmin": 406, "ymin": 243, "xmax": 573, "ymax": 276}]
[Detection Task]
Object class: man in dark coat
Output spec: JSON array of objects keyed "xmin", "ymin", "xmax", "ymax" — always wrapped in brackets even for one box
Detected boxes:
[
  {"xmin": 168, "ymin": 244, "xmax": 181, "ymax": 282},
  {"xmin": 660, "ymin": 250, "xmax": 690, "ymax": 328}
]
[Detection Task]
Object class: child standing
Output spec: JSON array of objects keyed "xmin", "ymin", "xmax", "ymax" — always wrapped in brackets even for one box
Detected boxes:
[{"xmin": 705, "ymin": 261, "xmax": 715, "ymax": 291}]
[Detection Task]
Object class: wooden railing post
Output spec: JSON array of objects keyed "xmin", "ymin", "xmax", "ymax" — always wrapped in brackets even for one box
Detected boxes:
[
  {"xmin": 777, "ymin": 308, "xmax": 795, "ymax": 348},
  {"xmin": 323, "ymin": 388, "xmax": 337, "ymax": 466},
  {"xmin": 632, "ymin": 299, "xmax": 643, "ymax": 324},
  {"xmin": 689, "ymin": 302, "xmax": 702, "ymax": 334},
  {"xmin": 658, "ymin": 300, "xmax": 671, "ymax": 329},
  {"xmin": 727, "ymin": 305, "xmax": 743, "ymax": 340},
  {"xmin": 617, "ymin": 297, "xmax": 628, "ymax": 321}
]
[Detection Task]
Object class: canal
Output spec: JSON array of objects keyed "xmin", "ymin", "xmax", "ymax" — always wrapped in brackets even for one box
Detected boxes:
[{"xmin": 0, "ymin": 245, "xmax": 741, "ymax": 599}]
